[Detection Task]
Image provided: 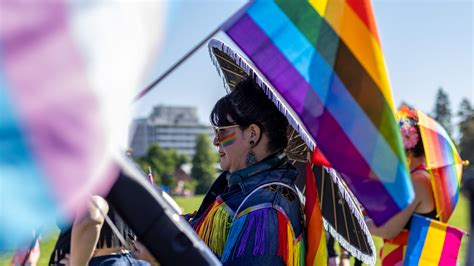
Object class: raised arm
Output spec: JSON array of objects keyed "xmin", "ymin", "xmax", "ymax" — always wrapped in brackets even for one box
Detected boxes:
[
  {"xmin": 70, "ymin": 196, "xmax": 109, "ymax": 265},
  {"xmin": 366, "ymin": 201, "xmax": 417, "ymax": 239},
  {"xmin": 367, "ymin": 172, "xmax": 432, "ymax": 239}
]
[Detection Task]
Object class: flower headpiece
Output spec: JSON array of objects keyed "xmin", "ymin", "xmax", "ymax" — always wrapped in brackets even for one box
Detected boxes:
[{"xmin": 397, "ymin": 105, "xmax": 420, "ymax": 149}]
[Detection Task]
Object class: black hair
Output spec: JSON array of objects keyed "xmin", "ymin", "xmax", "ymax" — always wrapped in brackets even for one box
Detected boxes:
[
  {"xmin": 405, "ymin": 117, "xmax": 425, "ymax": 158},
  {"xmin": 411, "ymin": 126, "xmax": 425, "ymax": 158},
  {"xmin": 210, "ymin": 78, "xmax": 289, "ymax": 153}
]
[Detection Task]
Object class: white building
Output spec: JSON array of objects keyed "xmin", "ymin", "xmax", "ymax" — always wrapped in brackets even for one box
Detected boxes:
[{"xmin": 129, "ymin": 105, "xmax": 213, "ymax": 157}]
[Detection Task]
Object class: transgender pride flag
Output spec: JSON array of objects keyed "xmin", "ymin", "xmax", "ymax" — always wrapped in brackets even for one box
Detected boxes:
[{"xmin": 0, "ymin": 1, "xmax": 167, "ymax": 250}]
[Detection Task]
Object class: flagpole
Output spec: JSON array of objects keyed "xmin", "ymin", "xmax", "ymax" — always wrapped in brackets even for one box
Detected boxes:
[{"xmin": 133, "ymin": 2, "xmax": 252, "ymax": 102}]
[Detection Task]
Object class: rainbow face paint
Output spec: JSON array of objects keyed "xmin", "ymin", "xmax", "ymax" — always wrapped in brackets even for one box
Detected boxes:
[{"xmin": 220, "ymin": 132, "xmax": 236, "ymax": 148}]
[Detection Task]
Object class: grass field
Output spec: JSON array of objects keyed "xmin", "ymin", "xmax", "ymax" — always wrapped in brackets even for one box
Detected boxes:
[
  {"xmin": 1, "ymin": 194, "xmax": 469, "ymax": 265},
  {"xmin": 175, "ymin": 195, "xmax": 471, "ymax": 265}
]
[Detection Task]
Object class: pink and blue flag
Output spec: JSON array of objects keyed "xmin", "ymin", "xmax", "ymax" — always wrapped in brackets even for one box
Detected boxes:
[{"xmin": 0, "ymin": 1, "xmax": 167, "ymax": 250}]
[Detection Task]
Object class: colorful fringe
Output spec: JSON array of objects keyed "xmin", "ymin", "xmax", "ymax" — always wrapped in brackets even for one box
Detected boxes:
[
  {"xmin": 277, "ymin": 210, "xmax": 305, "ymax": 266},
  {"xmin": 222, "ymin": 207, "xmax": 305, "ymax": 265},
  {"xmin": 194, "ymin": 198, "xmax": 233, "ymax": 257}
]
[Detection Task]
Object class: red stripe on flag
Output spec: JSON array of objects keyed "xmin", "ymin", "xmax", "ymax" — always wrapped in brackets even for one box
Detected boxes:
[
  {"xmin": 305, "ymin": 160, "xmax": 325, "ymax": 265},
  {"xmin": 381, "ymin": 245, "xmax": 404, "ymax": 266},
  {"xmin": 312, "ymin": 147, "xmax": 332, "ymax": 167},
  {"xmin": 346, "ymin": 0, "xmax": 381, "ymax": 43}
]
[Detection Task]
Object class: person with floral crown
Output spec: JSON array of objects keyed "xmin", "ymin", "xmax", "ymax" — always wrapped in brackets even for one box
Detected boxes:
[
  {"xmin": 366, "ymin": 105, "xmax": 438, "ymax": 265},
  {"xmin": 185, "ymin": 78, "xmax": 306, "ymax": 265}
]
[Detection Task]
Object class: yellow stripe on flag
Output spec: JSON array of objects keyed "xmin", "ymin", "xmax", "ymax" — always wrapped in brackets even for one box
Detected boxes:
[
  {"xmin": 309, "ymin": 0, "xmax": 328, "ymax": 17},
  {"xmin": 419, "ymin": 221, "xmax": 446, "ymax": 264},
  {"xmin": 309, "ymin": 0, "xmax": 395, "ymax": 111},
  {"xmin": 313, "ymin": 227, "xmax": 327, "ymax": 265}
]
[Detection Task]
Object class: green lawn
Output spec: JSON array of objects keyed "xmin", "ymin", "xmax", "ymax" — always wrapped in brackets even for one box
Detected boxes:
[
  {"xmin": 173, "ymin": 195, "xmax": 204, "ymax": 213},
  {"xmin": 1, "ymin": 194, "xmax": 469, "ymax": 265}
]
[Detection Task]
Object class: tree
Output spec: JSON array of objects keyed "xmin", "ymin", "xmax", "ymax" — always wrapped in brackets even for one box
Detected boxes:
[
  {"xmin": 192, "ymin": 134, "xmax": 218, "ymax": 194},
  {"xmin": 134, "ymin": 144, "xmax": 188, "ymax": 189},
  {"xmin": 432, "ymin": 88, "xmax": 453, "ymax": 135},
  {"xmin": 458, "ymin": 98, "xmax": 474, "ymax": 168},
  {"xmin": 458, "ymin": 98, "xmax": 474, "ymax": 121}
]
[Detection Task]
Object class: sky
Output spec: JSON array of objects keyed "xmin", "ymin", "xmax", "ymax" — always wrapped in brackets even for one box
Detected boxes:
[{"xmin": 132, "ymin": 0, "xmax": 473, "ymax": 136}]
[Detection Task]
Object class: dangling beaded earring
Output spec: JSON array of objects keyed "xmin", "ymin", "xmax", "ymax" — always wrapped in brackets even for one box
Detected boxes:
[{"xmin": 246, "ymin": 140, "xmax": 257, "ymax": 166}]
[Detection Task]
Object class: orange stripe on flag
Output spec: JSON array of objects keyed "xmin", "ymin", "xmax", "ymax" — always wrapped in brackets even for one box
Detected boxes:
[{"xmin": 305, "ymin": 161, "xmax": 327, "ymax": 265}]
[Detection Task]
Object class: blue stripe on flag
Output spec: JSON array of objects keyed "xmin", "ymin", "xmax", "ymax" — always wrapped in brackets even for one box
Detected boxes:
[
  {"xmin": 246, "ymin": 0, "xmax": 412, "ymax": 208},
  {"xmin": 404, "ymin": 215, "xmax": 430, "ymax": 265},
  {"xmin": 0, "ymin": 51, "xmax": 59, "ymax": 250}
]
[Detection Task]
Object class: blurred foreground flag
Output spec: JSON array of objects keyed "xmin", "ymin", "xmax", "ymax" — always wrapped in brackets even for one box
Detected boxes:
[
  {"xmin": 224, "ymin": 0, "xmax": 413, "ymax": 225},
  {"xmin": 0, "ymin": 1, "xmax": 168, "ymax": 250}
]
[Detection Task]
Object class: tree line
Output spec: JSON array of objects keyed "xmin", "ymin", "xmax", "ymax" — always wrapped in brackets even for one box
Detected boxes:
[{"xmin": 134, "ymin": 134, "xmax": 217, "ymax": 194}]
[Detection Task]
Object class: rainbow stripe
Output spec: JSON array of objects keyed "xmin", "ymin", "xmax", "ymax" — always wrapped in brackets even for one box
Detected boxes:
[
  {"xmin": 221, "ymin": 132, "xmax": 237, "ymax": 148},
  {"xmin": 404, "ymin": 214, "xmax": 464, "ymax": 266},
  {"xmin": 0, "ymin": 2, "xmax": 166, "ymax": 250},
  {"xmin": 417, "ymin": 111, "xmax": 462, "ymax": 222},
  {"xmin": 305, "ymin": 161, "xmax": 327, "ymax": 265},
  {"xmin": 225, "ymin": 0, "xmax": 413, "ymax": 225},
  {"xmin": 380, "ymin": 231, "xmax": 409, "ymax": 265}
]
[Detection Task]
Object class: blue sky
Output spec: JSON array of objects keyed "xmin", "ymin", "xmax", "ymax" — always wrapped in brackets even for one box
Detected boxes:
[{"xmin": 133, "ymin": 0, "xmax": 473, "ymax": 133}]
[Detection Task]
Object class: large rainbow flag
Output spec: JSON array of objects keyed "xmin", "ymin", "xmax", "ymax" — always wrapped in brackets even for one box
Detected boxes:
[
  {"xmin": 0, "ymin": 1, "xmax": 167, "ymax": 250},
  {"xmin": 404, "ymin": 214, "xmax": 464, "ymax": 265},
  {"xmin": 417, "ymin": 110, "xmax": 463, "ymax": 223},
  {"xmin": 224, "ymin": 0, "xmax": 413, "ymax": 225}
]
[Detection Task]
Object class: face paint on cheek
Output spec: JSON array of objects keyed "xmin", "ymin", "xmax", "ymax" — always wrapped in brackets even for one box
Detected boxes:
[{"xmin": 220, "ymin": 132, "xmax": 236, "ymax": 148}]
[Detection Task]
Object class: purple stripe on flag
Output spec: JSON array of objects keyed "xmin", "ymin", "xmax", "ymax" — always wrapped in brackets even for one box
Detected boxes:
[
  {"xmin": 315, "ymin": 108, "xmax": 402, "ymax": 223},
  {"xmin": 227, "ymin": 14, "xmax": 400, "ymax": 223},
  {"xmin": 439, "ymin": 224, "xmax": 463, "ymax": 265},
  {"xmin": 227, "ymin": 15, "xmax": 310, "ymax": 115}
]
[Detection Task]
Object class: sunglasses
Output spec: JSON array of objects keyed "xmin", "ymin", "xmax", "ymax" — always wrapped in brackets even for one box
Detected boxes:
[{"xmin": 213, "ymin": 124, "xmax": 240, "ymax": 141}]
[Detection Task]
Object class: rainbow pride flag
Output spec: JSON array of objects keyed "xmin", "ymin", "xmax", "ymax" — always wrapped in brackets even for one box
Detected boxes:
[
  {"xmin": 0, "ymin": 2, "xmax": 167, "ymax": 250},
  {"xmin": 224, "ymin": 0, "xmax": 413, "ymax": 225},
  {"xmin": 305, "ymin": 161, "xmax": 327, "ymax": 265},
  {"xmin": 417, "ymin": 110, "xmax": 463, "ymax": 223},
  {"xmin": 404, "ymin": 214, "xmax": 464, "ymax": 266}
]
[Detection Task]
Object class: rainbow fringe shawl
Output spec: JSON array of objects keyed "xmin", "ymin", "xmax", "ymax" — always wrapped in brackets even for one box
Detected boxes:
[
  {"xmin": 194, "ymin": 198, "xmax": 233, "ymax": 257},
  {"xmin": 223, "ymin": 207, "xmax": 305, "ymax": 265},
  {"xmin": 195, "ymin": 198, "xmax": 305, "ymax": 264}
]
